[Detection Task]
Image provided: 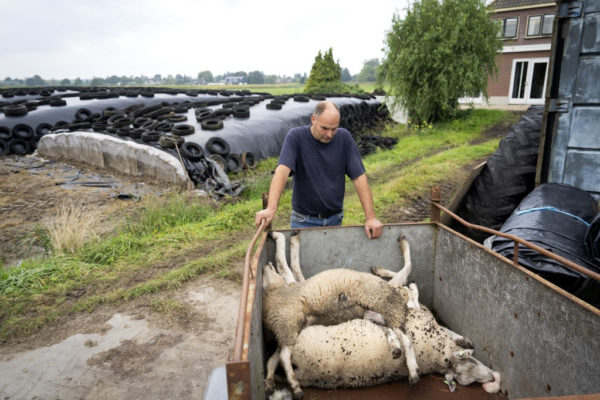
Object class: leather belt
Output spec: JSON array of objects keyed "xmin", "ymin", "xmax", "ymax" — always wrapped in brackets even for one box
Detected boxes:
[{"xmin": 295, "ymin": 209, "xmax": 342, "ymax": 219}]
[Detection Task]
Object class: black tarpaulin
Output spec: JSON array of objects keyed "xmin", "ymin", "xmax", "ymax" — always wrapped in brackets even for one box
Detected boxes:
[{"xmin": 491, "ymin": 183, "xmax": 600, "ymax": 306}]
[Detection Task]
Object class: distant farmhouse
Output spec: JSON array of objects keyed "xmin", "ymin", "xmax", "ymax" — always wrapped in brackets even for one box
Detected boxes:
[
  {"xmin": 487, "ymin": 0, "xmax": 556, "ymax": 105},
  {"xmin": 223, "ymin": 76, "xmax": 246, "ymax": 85}
]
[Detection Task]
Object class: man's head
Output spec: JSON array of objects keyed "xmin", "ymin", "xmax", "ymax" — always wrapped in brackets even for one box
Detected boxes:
[{"xmin": 310, "ymin": 101, "xmax": 340, "ymax": 143}]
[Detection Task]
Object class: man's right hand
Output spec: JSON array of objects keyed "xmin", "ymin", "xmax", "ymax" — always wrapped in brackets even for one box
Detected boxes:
[{"xmin": 255, "ymin": 208, "xmax": 276, "ymax": 227}]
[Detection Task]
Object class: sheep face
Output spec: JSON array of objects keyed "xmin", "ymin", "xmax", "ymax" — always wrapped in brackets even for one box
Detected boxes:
[{"xmin": 447, "ymin": 349, "xmax": 495, "ymax": 386}]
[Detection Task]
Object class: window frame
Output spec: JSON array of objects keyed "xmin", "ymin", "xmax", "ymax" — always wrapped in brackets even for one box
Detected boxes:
[
  {"xmin": 526, "ymin": 14, "xmax": 555, "ymax": 37},
  {"xmin": 498, "ymin": 17, "xmax": 519, "ymax": 39}
]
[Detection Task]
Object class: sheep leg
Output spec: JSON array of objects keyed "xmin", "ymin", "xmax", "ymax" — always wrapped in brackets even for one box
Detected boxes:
[
  {"xmin": 271, "ymin": 232, "xmax": 295, "ymax": 284},
  {"xmin": 263, "ymin": 262, "xmax": 286, "ymax": 290},
  {"xmin": 370, "ymin": 266, "xmax": 396, "ymax": 279},
  {"xmin": 407, "ymin": 283, "xmax": 420, "ymax": 310},
  {"xmin": 264, "ymin": 347, "xmax": 281, "ymax": 395},
  {"xmin": 389, "ymin": 235, "xmax": 412, "ymax": 288},
  {"xmin": 280, "ymin": 345, "xmax": 303, "ymax": 400},
  {"xmin": 370, "ymin": 235, "xmax": 412, "ymax": 288},
  {"xmin": 396, "ymin": 328, "xmax": 420, "ymax": 384},
  {"xmin": 382, "ymin": 327, "xmax": 402, "ymax": 359},
  {"xmin": 442, "ymin": 327, "xmax": 474, "ymax": 349},
  {"xmin": 289, "ymin": 232, "xmax": 305, "ymax": 282},
  {"xmin": 363, "ymin": 310, "xmax": 385, "ymax": 326},
  {"xmin": 363, "ymin": 310, "xmax": 402, "ymax": 359}
]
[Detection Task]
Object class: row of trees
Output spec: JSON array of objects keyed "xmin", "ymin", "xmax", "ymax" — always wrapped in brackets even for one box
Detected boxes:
[
  {"xmin": 1, "ymin": 61, "xmax": 379, "ymax": 88},
  {"xmin": 0, "ymin": 72, "xmax": 304, "ymax": 87}
]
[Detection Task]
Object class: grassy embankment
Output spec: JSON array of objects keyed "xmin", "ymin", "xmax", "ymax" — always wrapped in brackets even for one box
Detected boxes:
[{"xmin": 0, "ymin": 109, "xmax": 518, "ymax": 340}]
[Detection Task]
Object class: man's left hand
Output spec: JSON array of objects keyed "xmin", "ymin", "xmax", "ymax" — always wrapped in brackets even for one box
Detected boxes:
[{"xmin": 365, "ymin": 218, "xmax": 383, "ymax": 239}]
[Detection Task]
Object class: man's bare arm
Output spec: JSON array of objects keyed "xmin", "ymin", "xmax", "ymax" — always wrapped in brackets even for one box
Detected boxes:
[
  {"xmin": 255, "ymin": 164, "xmax": 292, "ymax": 226},
  {"xmin": 353, "ymin": 173, "xmax": 383, "ymax": 238}
]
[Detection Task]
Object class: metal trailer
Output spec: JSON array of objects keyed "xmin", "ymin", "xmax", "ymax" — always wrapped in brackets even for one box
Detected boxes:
[{"xmin": 213, "ymin": 198, "xmax": 600, "ymax": 400}]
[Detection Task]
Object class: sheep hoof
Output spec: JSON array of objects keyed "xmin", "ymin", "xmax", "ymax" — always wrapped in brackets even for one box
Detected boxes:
[
  {"xmin": 264, "ymin": 379, "xmax": 275, "ymax": 396},
  {"xmin": 397, "ymin": 234, "xmax": 406, "ymax": 242},
  {"xmin": 292, "ymin": 388, "xmax": 304, "ymax": 400},
  {"xmin": 409, "ymin": 375, "xmax": 420, "ymax": 385},
  {"xmin": 392, "ymin": 348, "xmax": 402, "ymax": 359},
  {"xmin": 291, "ymin": 230, "xmax": 299, "ymax": 237},
  {"xmin": 455, "ymin": 337, "xmax": 474, "ymax": 349}
]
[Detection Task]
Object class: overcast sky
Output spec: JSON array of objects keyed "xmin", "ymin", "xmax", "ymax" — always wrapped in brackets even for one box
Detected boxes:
[{"xmin": 0, "ymin": 0, "xmax": 410, "ymax": 80}]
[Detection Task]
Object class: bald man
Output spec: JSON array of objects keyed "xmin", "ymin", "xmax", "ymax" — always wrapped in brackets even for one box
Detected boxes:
[{"xmin": 255, "ymin": 101, "xmax": 383, "ymax": 239}]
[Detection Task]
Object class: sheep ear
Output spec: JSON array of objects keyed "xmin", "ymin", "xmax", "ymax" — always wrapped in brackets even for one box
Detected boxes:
[{"xmin": 452, "ymin": 349, "xmax": 474, "ymax": 360}]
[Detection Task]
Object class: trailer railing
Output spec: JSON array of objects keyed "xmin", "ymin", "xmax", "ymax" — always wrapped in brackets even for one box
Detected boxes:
[{"xmin": 429, "ymin": 186, "xmax": 600, "ymax": 282}]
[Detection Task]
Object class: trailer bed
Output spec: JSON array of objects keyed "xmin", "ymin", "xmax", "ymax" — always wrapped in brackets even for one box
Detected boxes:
[{"xmin": 224, "ymin": 223, "xmax": 600, "ymax": 400}]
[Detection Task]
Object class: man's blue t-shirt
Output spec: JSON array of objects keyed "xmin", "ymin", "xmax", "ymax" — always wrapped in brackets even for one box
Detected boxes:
[{"xmin": 278, "ymin": 125, "xmax": 365, "ymax": 216}]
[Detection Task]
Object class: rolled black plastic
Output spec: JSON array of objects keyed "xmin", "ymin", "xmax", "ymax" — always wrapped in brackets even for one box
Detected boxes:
[{"xmin": 491, "ymin": 183, "xmax": 600, "ymax": 307}]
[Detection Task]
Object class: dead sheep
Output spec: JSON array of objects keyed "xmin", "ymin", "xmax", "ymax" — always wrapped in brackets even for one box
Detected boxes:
[
  {"xmin": 292, "ymin": 299, "xmax": 501, "ymax": 393},
  {"xmin": 263, "ymin": 232, "xmax": 419, "ymax": 399}
]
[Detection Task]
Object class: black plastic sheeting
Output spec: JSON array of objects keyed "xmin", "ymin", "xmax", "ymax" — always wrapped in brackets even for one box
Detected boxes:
[
  {"xmin": 491, "ymin": 183, "xmax": 600, "ymax": 307},
  {"xmin": 0, "ymin": 87, "xmax": 393, "ymax": 197}
]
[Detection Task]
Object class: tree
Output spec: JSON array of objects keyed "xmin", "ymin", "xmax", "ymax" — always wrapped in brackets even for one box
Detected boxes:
[
  {"xmin": 341, "ymin": 67, "xmax": 352, "ymax": 82},
  {"xmin": 355, "ymin": 59, "xmax": 379, "ymax": 82},
  {"xmin": 304, "ymin": 48, "xmax": 346, "ymax": 94},
  {"xmin": 60, "ymin": 78, "xmax": 71, "ymax": 86},
  {"xmin": 247, "ymin": 70, "xmax": 265, "ymax": 84},
  {"xmin": 25, "ymin": 74, "xmax": 45, "ymax": 86},
  {"xmin": 106, "ymin": 75, "xmax": 120, "ymax": 85},
  {"xmin": 73, "ymin": 77, "xmax": 83, "ymax": 86},
  {"xmin": 90, "ymin": 77, "xmax": 105, "ymax": 86},
  {"xmin": 197, "ymin": 70, "xmax": 213, "ymax": 84},
  {"xmin": 264, "ymin": 74, "xmax": 277, "ymax": 84},
  {"xmin": 379, "ymin": 0, "xmax": 501, "ymax": 123}
]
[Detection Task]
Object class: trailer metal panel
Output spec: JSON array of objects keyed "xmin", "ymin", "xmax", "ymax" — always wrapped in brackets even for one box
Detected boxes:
[{"xmin": 228, "ymin": 223, "xmax": 599, "ymax": 399}]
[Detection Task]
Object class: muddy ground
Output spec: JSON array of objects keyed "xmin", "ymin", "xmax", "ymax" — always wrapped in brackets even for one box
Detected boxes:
[
  {"xmin": 0, "ymin": 116, "xmax": 515, "ymax": 400},
  {"xmin": 0, "ymin": 156, "xmax": 239, "ymax": 399}
]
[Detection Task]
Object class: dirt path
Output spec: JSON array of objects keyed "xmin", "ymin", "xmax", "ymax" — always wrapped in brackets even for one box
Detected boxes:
[{"xmin": 0, "ymin": 276, "xmax": 240, "ymax": 399}]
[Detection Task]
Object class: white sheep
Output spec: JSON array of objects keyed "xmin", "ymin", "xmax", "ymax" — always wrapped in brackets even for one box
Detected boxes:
[
  {"xmin": 263, "ymin": 232, "xmax": 419, "ymax": 399},
  {"xmin": 292, "ymin": 287, "xmax": 501, "ymax": 392},
  {"xmin": 265, "ymin": 232, "xmax": 501, "ymax": 396}
]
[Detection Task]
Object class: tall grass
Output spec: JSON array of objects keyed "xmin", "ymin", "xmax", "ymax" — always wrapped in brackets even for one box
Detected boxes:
[{"xmin": 41, "ymin": 202, "xmax": 103, "ymax": 253}]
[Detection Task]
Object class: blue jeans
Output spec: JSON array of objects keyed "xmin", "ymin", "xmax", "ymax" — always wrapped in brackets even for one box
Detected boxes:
[{"xmin": 290, "ymin": 210, "xmax": 343, "ymax": 228}]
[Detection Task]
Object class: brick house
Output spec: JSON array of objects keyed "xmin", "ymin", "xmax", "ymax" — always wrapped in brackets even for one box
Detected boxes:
[{"xmin": 487, "ymin": 0, "xmax": 557, "ymax": 105}]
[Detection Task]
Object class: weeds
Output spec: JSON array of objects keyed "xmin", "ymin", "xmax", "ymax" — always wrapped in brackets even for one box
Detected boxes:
[{"xmin": 41, "ymin": 201, "xmax": 103, "ymax": 253}]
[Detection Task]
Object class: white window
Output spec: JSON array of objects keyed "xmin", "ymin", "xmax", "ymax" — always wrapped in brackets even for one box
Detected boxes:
[
  {"xmin": 509, "ymin": 58, "xmax": 549, "ymax": 104},
  {"xmin": 527, "ymin": 14, "xmax": 554, "ymax": 37}
]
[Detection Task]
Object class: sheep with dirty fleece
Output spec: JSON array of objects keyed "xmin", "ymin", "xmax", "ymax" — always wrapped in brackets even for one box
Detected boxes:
[
  {"xmin": 262, "ymin": 232, "xmax": 419, "ymax": 399},
  {"xmin": 292, "ymin": 288, "xmax": 501, "ymax": 392},
  {"xmin": 266, "ymin": 231, "xmax": 501, "ymax": 396}
]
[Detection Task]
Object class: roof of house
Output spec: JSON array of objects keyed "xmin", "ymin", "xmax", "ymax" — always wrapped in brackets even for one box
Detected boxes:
[{"xmin": 490, "ymin": 0, "xmax": 556, "ymax": 10}]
